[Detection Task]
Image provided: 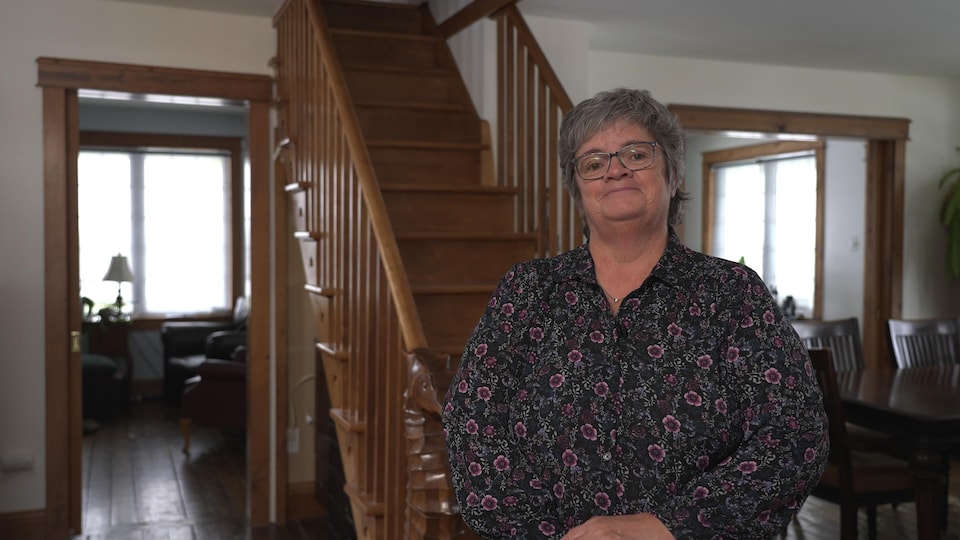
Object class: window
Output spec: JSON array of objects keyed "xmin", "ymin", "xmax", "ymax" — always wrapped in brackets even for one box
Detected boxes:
[
  {"xmin": 78, "ymin": 132, "xmax": 246, "ymax": 317},
  {"xmin": 702, "ymin": 140, "xmax": 824, "ymax": 319}
]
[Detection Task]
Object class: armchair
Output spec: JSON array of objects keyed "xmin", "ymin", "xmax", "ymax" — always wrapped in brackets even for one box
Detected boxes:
[
  {"xmin": 160, "ymin": 297, "xmax": 248, "ymax": 406},
  {"xmin": 179, "ymin": 344, "xmax": 247, "ymax": 453}
]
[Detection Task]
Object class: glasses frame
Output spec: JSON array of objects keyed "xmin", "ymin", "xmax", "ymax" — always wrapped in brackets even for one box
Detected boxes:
[{"xmin": 571, "ymin": 141, "xmax": 659, "ymax": 181}]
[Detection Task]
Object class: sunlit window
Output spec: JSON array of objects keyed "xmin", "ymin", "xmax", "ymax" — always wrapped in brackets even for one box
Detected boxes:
[
  {"xmin": 703, "ymin": 140, "xmax": 823, "ymax": 319},
  {"xmin": 79, "ymin": 149, "xmax": 233, "ymax": 315}
]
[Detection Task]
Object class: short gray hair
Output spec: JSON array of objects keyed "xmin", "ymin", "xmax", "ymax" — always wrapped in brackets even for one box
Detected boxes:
[{"xmin": 559, "ymin": 88, "xmax": 688, "ymax": 236}]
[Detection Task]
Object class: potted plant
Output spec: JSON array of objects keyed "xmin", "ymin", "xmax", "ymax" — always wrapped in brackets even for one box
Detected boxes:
[{"xmin": 939, "ymin": 167, "xmax": 960, "ymax": 278}]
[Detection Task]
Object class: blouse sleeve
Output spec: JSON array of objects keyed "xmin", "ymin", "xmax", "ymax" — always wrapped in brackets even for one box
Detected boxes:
[
  {"xmin": 655, "ymin": 271, "xmax": 829, "ymax": 538},
  {"xmin": 442, "ymin": 265, "xmax": 561, "ymax": 538}
]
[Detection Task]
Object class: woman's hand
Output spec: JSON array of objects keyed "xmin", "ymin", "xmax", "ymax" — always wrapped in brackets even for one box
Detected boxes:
[{"xmin": 561, "ymin": 513, "xmax": 676, "ymax": 539}]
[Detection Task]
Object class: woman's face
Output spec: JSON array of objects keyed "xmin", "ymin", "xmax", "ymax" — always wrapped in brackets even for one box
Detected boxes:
[{"xmin": 575, "ymin": 120, "xmax": 674, "ymax": 235}]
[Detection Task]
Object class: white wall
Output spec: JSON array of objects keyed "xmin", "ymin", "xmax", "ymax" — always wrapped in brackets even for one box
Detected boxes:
[{"xmin": 0, "ymin": 0, "xmax": 274, "ymax": 514}]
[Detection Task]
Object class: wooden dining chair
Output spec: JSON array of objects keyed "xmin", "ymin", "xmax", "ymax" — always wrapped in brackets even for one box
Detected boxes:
[
  {"xmin": 792, "ymin": 318, "xmax": 864, "ymax": 371},
  {"xmin": 887, "ymin": 318, "xmax": 960, "ymax": 368},
  {"xmin": 806, "ymin": 348, "xmax": 916, "ymax": 540}
]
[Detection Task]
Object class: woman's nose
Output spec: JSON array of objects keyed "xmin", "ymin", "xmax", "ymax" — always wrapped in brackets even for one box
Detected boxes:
[{"xmin": 604, "ymin": 155, "xmax": 629, "ymax": 180}]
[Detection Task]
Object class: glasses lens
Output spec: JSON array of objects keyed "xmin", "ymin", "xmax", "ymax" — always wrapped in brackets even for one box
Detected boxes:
[
  {"xmin": 619, "ymin": 143, "xmax": 655, "ymax": 170},
  {"xmin": 575, "ymin": 154, "xmax": 611, "ymax": 180}
]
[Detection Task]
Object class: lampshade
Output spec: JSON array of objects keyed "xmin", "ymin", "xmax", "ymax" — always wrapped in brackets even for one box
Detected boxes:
[{"xmin": 103, "ymin": 254, "xmax": 135, "ymax": 283}]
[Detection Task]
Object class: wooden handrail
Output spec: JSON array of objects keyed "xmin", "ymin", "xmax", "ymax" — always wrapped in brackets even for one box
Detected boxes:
[
  {"xmin": 437, "ymin": 0, "xmax": 516, "ymax": 38},
  {"xmin": 302, "ymin": 0, "xmax": 427, "ymax": 350}
]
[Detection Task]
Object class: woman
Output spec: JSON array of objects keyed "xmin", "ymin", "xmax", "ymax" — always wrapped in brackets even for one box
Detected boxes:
[{"xmin": 442, "ymin": 88, "xmax": 828, "ymax": 539}]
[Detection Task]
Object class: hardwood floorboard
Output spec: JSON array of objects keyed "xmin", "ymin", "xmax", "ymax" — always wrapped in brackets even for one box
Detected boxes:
[{"xmin": 74, "ymin": 398, "xmax": 960, "ymax": 539}]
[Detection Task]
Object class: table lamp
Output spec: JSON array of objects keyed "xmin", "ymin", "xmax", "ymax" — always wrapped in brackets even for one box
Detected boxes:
[{"xmin": 103, "ymin": 253, "xmax": 135, "ymax": 314}]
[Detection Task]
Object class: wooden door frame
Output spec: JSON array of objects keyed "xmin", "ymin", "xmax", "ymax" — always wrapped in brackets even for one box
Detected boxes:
[
  {"xmin": 669, "ymin": 104, "xmax": 909, "ymax": 368},
  {"xmin": 38, "ymin": 58, "xmax": 284, "ymax": 537}
]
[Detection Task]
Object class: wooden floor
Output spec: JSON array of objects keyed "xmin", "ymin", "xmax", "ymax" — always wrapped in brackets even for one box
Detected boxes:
[
  {"xmin": 74, "ymin": 399, "xmax": 960, "ymax": 540},
  {"xmin": 73, "ymin": 399, "xmax": 330, "ymax": 540}
]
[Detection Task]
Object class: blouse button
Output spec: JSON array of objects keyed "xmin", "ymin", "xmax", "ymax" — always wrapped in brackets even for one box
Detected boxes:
[{"xmin": 602, "ymin": 452, "xmax": 612, "ymax": 461}]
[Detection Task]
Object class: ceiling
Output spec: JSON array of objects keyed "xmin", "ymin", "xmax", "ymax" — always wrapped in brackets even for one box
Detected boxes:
[{"xmin": 107, "ymin": 0, "xmax": 960, "ymax": 79}]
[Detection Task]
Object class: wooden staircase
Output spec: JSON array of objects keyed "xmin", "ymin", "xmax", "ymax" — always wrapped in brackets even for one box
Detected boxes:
[
  {"xmin": 328, "ymin": 0, "xmax": 536, "ymax": 355},
  {"xmin": 273, "ymin": 0, "xmax": 544, "ymax": 538}
]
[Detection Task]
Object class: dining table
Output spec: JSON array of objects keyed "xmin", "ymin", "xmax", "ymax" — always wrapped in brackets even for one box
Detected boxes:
[{"xmin": 835, "ymin": 364, "xmax": 960, "ymax": 540}]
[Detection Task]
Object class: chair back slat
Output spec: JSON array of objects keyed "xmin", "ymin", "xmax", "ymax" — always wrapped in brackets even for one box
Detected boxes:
[
  {"xmin": 792, "ymin": 318, "xmax": 864, "ymax": 371},
  {"xmin": 887, "ymin": 318, "xmax": 960, "ymax": 368}
]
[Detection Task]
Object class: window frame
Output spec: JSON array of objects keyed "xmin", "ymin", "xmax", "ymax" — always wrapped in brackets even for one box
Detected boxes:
[
  {"xmin": 79, "ymin": 130, "xmax": 246, "ymax": 321},
  {"xmin": 700, "ymin": 139, "xmax": 825, "ymax": 319}
]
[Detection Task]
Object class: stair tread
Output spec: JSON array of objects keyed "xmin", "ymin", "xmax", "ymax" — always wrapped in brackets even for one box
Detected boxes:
[
  {"xmin": 397, "ymin": 231, "xmax": 538, "ymax": 241},
  {"xmin": 381, "ymin": 184, "xmax": 515, "ymax": 194},
  {"xmin": 412, "ymin": 283, "xmax": 499, "ymax": 294},
  {"xmin": 354, "ymin": 100, "xmax": 468, "ymax": 112},
  {"xmin": 367, "ymin": 139, "xmax": 487, "ymax": 150},
  {"xmin": 344, "ymin": 65, "xmax": 457, "ymax": 77},
  {"xmin": 330, "ymin": 27, "xmax": 436, "ymax": 41}
]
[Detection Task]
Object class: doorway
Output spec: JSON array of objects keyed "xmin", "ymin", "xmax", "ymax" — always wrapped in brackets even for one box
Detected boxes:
[
  {"xmin": 38, "ymin": 58, "xmax": 283, "ymax": 537},
  {"xmin": 669, "ymin": 104, "xmax": 909, "ymax": 367}
]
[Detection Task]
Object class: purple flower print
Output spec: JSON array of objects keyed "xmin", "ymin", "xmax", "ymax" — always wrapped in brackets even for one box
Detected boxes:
[
  {"xmin": 716, "ymin": 398, "xmax": 728, "ymax": 414},
  {"xmin": 738, "ymin": 461, "xmax": 758, "ymax": 474},
  {"xmin": 590, "ymin": 330, "xmax": 604, "ymax": 343},
  {"xmin": 529, "ymin": 326, "xmax": 544, "ymax": 341},
  {"xmin": 494, "ymin": 455, "xmax": 510, "ymax": 471},
  {"xmin": 594, "ymin": 382, "xmax": 609, "ymax": 396},
  {"xmin": 457, "ymin": 380, "xmax": 468, "ymax": 393},
  {"xmin": 594, "ymin": 492, "xmax": 611, "ymax": 510},
  {"xmin": 484, "ymin": 356, "xmax": 497, "ymax": 368},
  {"xmin": 473, "ymin": 343, "xmax": 487, "ymax": 357},
  {"xmin": 615, "ymin": 479, "xmax": 624, "ymax": 497},
  {"xmin": 689, "ymin": 303, "xmax": 702, "ymax": 316},
  {"xmin": 726, "ymin": 346, "xmax": 740, "ymax": 362},
  {"xmin": 514, "ymin": 422, "xmax": 527, "ymax": 438},
  {"xmin": 763, "ymin": 310, "xmax": 775, "ymax": 324},
  {"xmin": 684, "ymin": 391, "xmax": 702, "ymax": 406},
  {"xmin": 697, "ymin": 355, "xmax": 713, "ymax": 368},
  {"xmin": 648, "ymin": 444, "xmax": 665, "ymax": 462},
  {"xmin": 468, "ymin": 462, "xmax": 482, "ymax": 476},
  {"xmin": 549, "ymin": 374, "xmax": 565, "ymax": 388},
  {"xmin": 477, "ymin": 386, "xmax": 492, "ymax": 400},
  {"xmin": 647, "ymin": 344, "xmax": 664, "ymax": 359},
  {"xmin": 504, "ymin": 495, "xmax": 518, "ymax": 507},
  {"xmin": 538, "ymin": 522, "xmax": 556, "ymax": 535},
  {"xmin": 553, "ymin": 482, "xmax": 564, "ymax": 498},
  {"xmin": 501, "ymin": 303, "xmax": 514, "ymax": 315},
  {"xmin": 696, "ymin": 455, "xmax": 710, "ymax": 469},
  {"xmin": 741, "ymin": 316, "xmax": 754, "ymax": 328},
  {"xmin": 465, "ymin": 419, "xmax": 478, "ymax": 434},
  {"xmin": 530, "ymin": 479, "xmax": 542, "ymax": 489},
  {"xmin": 567, "ymin": 350, "xmax": 583, "ymax": 363},
  {"xmin": 564, "ymin": 291, "xmax": 578, "ymax": 304},
  {"xmin": 481, "ymin": 495, "xmax": 498, "ymax": 510},
  {"xmin": 483, "ymin": 425, "xmax": 496, "ymax": 437},
  {"xmin": 562, "ymin": 449, "xmax": 578, "ymax": 467},
  {"xmin": 764, "ymin": 368, "xmax": 782, "ymax": 384},
  {"xmin": 667, "ymin": 322, "xmax": 682, "ymax": 337},
  {"xmin": 804, "ymin": 448, "xmax": 817, "ymax": 462},
  {"xmin": 466, "ymin": 492, "xmax": 479, "ymax": 506},
  {"xmin": 693, "ymin": 486, "xmax": 709, "ymax": 499},
  {"xmin": 662, "ymin": 415, "xmax": 681, "ymax": 433},
  {"xmin": 579, "ymin": 423, "xmax": 597, "ymax": 441}
]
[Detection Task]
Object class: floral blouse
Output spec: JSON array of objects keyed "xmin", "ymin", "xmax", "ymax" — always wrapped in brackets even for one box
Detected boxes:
[{"xmin": 442, "ymin": 230, "xmax": 828, "ymax": 539}]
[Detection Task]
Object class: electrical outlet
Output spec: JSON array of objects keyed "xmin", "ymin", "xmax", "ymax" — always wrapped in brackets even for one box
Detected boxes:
[{"xmin": 287, "ymin": 427, "xmax": 300, "ymax": 454}]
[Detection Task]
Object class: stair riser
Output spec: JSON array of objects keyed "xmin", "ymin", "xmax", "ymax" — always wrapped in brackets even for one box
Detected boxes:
[
  {"xmin": 357, "ymin": 107, "xmax": 480, "ymax": 144},
  {"xmin": 369, "ymin": 147, "xmax": 483, "ymax": 186},
  {"xmin": 345, "ymin": 70, "xmax": 462, "ymax": 106},
  {"xmin": 322, "ymin": 1, "xmax": 426, "ymax": 34},
  {"xmin": 416, "ymin": 292, "xmax": 493, "ymax": 352},
  {"xmin": 384, "ymin": 191, "xmax": 516, "ymax": 234},
  {"xmin": 332, "ymin": 33, "xmax": 444, "ymax": 71},
  {"xmin": 399, "ymin": 237, "xmax": 535, "ymax": 286}
]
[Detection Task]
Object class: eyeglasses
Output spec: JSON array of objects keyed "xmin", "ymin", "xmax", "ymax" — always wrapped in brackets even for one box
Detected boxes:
[{"xmin": 571, "ymin": 142, "xmax": 658, "ymax": 181}]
